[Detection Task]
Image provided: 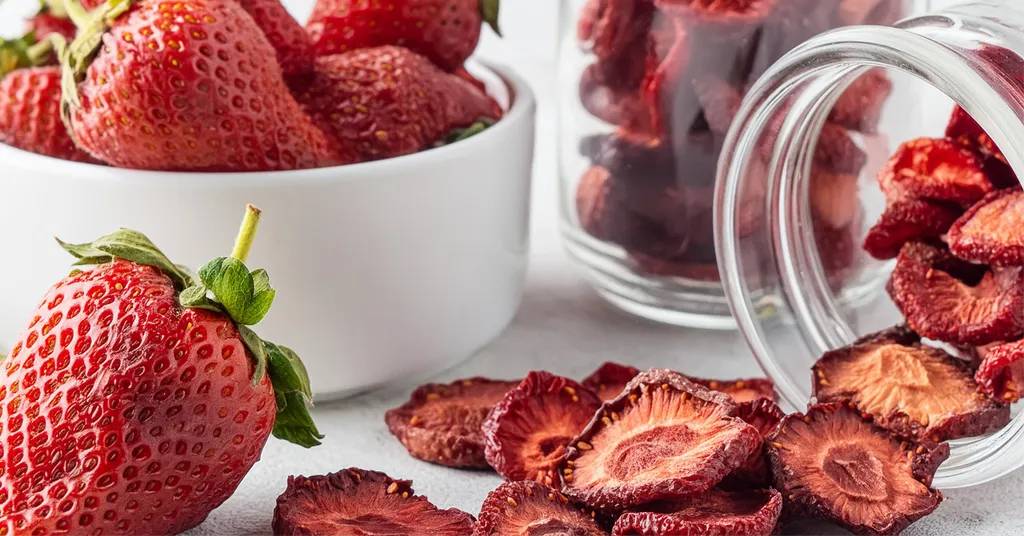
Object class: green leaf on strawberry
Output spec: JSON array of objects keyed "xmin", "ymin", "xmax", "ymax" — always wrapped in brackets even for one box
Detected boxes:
[
  {"xmin": 56, "ymin": 205, "xmax": 322, "ymax": 448},
  {"xmin": 57, "ymin": 228, "xmax": 196, "ymax": 290},
  {"xmin": 438, "ymin": 117, "xmax": 496, "ymax": 147},
  {"xmin": 479, "ymin": 0, "xmax": 502, "ymax": 37},
  {"xmin": 198, "ymin": 259, "xmax": 276, "ymax": 326}
]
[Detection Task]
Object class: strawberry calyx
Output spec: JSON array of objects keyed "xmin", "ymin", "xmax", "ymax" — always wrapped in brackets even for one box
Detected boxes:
[
  {"xmin": 56, "ymin": 205, "xmax": 324, "ymax": 448},
  {"xmin": 480, "ymin": 0, "xmax": 502, "ymax": 37},
  {"xmin": 436, "ymin": 117, "xmax": 496, "ymax": 147},
  {"xmin": 59, "ymin": 0, "xmax": 133, "ymax": 117},
  {"xmin": 0, "ymin": 32, "xmax": 62, "ymax": 79}
]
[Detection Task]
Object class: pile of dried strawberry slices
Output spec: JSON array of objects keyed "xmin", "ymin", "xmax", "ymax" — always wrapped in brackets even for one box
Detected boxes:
[{"xmin": 272, "ymin": 100, "xmax": 1023, "ymax": 535}]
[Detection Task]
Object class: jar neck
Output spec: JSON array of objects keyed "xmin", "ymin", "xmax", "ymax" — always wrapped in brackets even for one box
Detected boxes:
[{"xmin": 716, "ymin": 2, "xmax": 1024, "ymax": 489}]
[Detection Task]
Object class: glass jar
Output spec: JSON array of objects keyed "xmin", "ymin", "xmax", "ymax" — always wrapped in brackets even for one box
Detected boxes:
[
  {"xmin": 558, "ymin": 0, "xmax": 927, "ymax": 328},
  {"xmin": 719, "ymin": 1, "xmax": 1024, "ymax": 488}
]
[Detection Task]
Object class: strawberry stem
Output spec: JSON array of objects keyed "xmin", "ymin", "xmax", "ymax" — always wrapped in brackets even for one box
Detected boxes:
[{"xmin": 231, "ymin": 204, "xmax": 262, "ymax": 263}]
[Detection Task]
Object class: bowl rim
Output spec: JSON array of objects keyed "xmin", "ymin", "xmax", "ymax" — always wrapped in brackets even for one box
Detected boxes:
[{"xmin": 0, "ymin": 60, "xmax": 536, "ymax": 186}]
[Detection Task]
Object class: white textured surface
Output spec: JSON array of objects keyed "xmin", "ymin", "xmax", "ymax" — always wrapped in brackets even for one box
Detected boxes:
[{"xmin": 185, "ymin": 60, "xmax": 1024, "ymax": 536}]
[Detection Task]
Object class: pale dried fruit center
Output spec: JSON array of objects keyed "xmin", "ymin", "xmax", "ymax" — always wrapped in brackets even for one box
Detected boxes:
[{"xmin": 822, "ymin": 444, "xmax": 887, "ymax": 502}]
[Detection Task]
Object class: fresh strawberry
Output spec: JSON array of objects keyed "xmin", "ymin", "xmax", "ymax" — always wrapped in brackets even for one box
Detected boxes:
[
  {"xmin": 0, "ymin": 206, "xmax": 322, "ymax": 535},
  {"xmin": 295, "ymin": 46, "xmax": 502, "ymax": 162},
  {"xmin": 1, "ymin": 66, "xmax": 101, "ymax": 162},
  {"xmin": 0, "ymin": 34, "xmax": 99, "ymax": 162},
  {"xmin": 236, "ymin": 0, "xmax": 315, "ymax": 82},
  {"xmin": 306, "ymin": 0, "xmax": 501, "ymax": 72},
  {"xmin": 61, "ymin": 0, "xmax": 339, "ymax": 171}
]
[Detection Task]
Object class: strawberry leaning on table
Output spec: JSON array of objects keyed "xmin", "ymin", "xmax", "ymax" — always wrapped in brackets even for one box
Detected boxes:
[
  {"xmin": 306, "ymin": 0, "xmax": 502, "ymax": 72},
  {"xmin": 60, "ymin": 0, "xmax": 342, "ymax": 171},
  {"xmin": 0, "ymin": 206, "xmax": 321, "ymax": 535}
]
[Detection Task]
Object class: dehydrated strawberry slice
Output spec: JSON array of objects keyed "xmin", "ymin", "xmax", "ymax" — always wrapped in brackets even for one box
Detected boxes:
[
  {"xmin": 888, "ymin": 241, "xmax": 1024, "ymax": 345},
  {"xmin": 721, "ymin": 398, "xmax": 786, "ymax": 491},
  {"xmin": 385, "ymin": 377, "xmax": 520, "ymax": 468},
  {"xmin": 588, "ymin": 0, "xmax": 656, "ymax": 66},
  {"xmin": 474, "ymin": 481, "xmax": 605, "ymax": 536},
  {"xmin": 483, "ymin": 372, "xmax": 603, "ymax": 485},
  {"xmin": 947, "ymin": 189, "xmax": 1024, "ymax": 267},
  {"xmin": 655, "ymin": 0, "xmax": 778, "ymax": 38},
  {"xmin": 272, "ymin": 468, "xmax": 475, "ymax": 535},
  {"xmin": 813, "ymin": 123, "xmax": 869, "ymax": 176},
  {"xmin": 829, "ymin": 68, "xmax": 893, "ymax": 134},
  {"xmin": 862, "ymin": 197, "xmax": 962, "ymax": 260},
  {"xmin": 583, "ymin": 362, "xmax": 642, "ymax": 401},
  {"xmin": 811, "ymin": 168, "xmax": 862, "ymax": 230},
  {"xmin": 612, "ymin": 488, "xmax": 782, "ymax": 536},
  {"xmin": 946, "ymin": 105, "xmax": 1018, "ymax": 189},
  {"xmin": 694, "ymin": 75, "xmax": 742, "ymax": 136},
  {"xmin": 578, "ymin": 166, "xmax": 613, "ymax": 241},
  {"xmin": 878, "ymin": 138, "xmax": 993, "ymax": 206},
  {"xmin": 688, "ymin": 378, "xmax": 778, "ymax": 404},
  {"xmin": 560, "ymin": 369, "xmax": 762, "ymax": 513},
  {"xmin": 583, "ymin": 132, "xmax": 677, "ymax": 187},
  {"xmin": 813, "ymin": 328, "xmax": 1010, "ymax": 442},
  {"xmin": 975, "ymin": 339, "xmax": 1024, "ymax": 402},
  {"xmin": 580, "ymin": 64, "xmax": 655, "ymax": 132},
  {"xmin": 766, "ymin": 403, "xmax": 947, "ymax": 536}
]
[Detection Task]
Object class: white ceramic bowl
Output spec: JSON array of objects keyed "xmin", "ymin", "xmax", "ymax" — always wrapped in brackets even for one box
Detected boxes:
[{"xmin": 0, "ymin": 62, "xmax": 536, "ymax": 400}]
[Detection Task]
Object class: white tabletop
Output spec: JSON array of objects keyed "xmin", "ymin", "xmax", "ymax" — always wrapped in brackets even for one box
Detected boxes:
[{"xmin": 182, "ymin": 59, "xmax": 1024, "ymax": 536}]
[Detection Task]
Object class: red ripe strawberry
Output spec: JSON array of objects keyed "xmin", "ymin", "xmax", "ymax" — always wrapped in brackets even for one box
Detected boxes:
[
  {"xmin": 295, "ymin": 46, "xmax": 503, "ymax": 163},
  {"xmin": 61, "ymin": 0, "xmax": 339, "ymax": 171},
  {"xmin": 306, "ymin": 0, "xmax": 501, "ymax": 72},
  {"xmin": 1, "ymin": 66, "xmax": 100, "ymax": 163},
  {"xmin": 0, "ymin": 206, "xmax": 321, "ymax": 535},
  {"xmin": 236, "ymin": 0, "xmax": 315, "ymax": 82},
  {"xmin": 25, "ymin": 12, "xmax": 78, "ymax": 42}
]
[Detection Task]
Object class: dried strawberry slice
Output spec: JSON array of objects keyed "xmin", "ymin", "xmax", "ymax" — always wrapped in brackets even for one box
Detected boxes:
[
  {"xmin": 656, "ymin": 0, "xmax": 778, "ymax": 38},
  {"xmin": 688, "ymin": 378, "xmax": 778, "ymax": 404},
  {"xmin": 888, "ymin": 241, "xmax": 1024, "ymax": 345},
  {"xmin": 947, "ymin": 189, "xmax": 1024, "ymax": 267},
  {"xmin": 560, "ymin": 369, "xmax": 762, "ymax": 513},
  {"xmin": 578, "ymin": 166, "xmax": 613, "ymax": 241},
  {"xmin": 474, "ymin": 480, "xmax": 605, "ymax": 536},
  {"xmin": 588, "ymin": 0, "xmax": 655, "ymax": 66},
  {"xmin": 385, "ymin": 377, "xmax": 520, "ymax": 468},
  {"xmin": 975, "ymin": 339, "xmax": 1024, "ymax": 402},
  {"xmin": 580, "ymin": 64, "xmax": 655, "ymax": 132},
  {"xmin": 693, "ymin": 75, "xmax": 742, "ymax": 136},
  {"xmin": 272, "ymin": 468, "xmax": 475, "ymax": 535},
  {"xmin": 583, "ymin": 362, "xmax": 642, "ymax": 401},
  {"xmin": 878, "ymin": 138, "xmax": 993, "ymax": 206},
  {"xmin": 862, "ymin": 197, "xmax": 962, "ymax": 260},
  {"xmin": 766, "ymin": 403, "xmax": 947, "ymax": 536},
  {"xmin": 813, "ymin": 328, "xmax": 1010, "ymax": 442},
  {"xmin": 720, "ymin": 398, "xmax": 786, "ymax": 491},
  {"xmin": 583, "ymin": 132, "xmax": 677, "ymax": 187},
  {"xmin": 813, "ymin": 123, "xmax": 869, "ymax": 176},
  {"xmin": 612, "ymin": 488, "xmax": 782, "ymax": 536},
  {"xmin": 483, "ymin": 372, "xmax": 603, "ymax": 485},
  {"xmin": 828, "ymin": 68, "xmax": 893, "ymax": 134},
  {"xmin": 946, "ymin": 105, "xmax": 1018, "ymax": 189},
  {"xmin": 811, "ymin": 168, "xmax": 862, "ymax": 230}
]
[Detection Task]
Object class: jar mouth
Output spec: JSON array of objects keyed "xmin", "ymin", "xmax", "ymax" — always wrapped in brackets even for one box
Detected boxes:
[{"xmin": 715, "ymin": 14, "xmax": 1024, "ymax": 489}]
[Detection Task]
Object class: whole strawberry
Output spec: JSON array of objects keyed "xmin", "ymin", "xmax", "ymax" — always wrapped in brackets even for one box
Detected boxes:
[
  {"xmin": 0, "ymin": 35, "xmax": 99, "ymax": 162},
  {"xmin": 0, "ymin": 206, "xmax": 321, "ymax": 535},
  {"xmin": 306, "ymin": 0, "xmax": 501, "ymax": 71},
  {"xmin": 295, "ymin": 46, "xmax": 502, "ymax": 162},
  {"xmin": 236, "ymin": 0, "xmax": 314, "ymax": 82},
  {"xmin": 61, "ymin": 0, "xmax": 339, "ymax": 171}
]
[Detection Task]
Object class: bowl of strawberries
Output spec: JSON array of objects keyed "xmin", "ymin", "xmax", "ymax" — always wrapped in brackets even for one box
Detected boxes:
[{"xmin": 0, "ymin": 0, "xmax": 536, "ymax": 399}]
